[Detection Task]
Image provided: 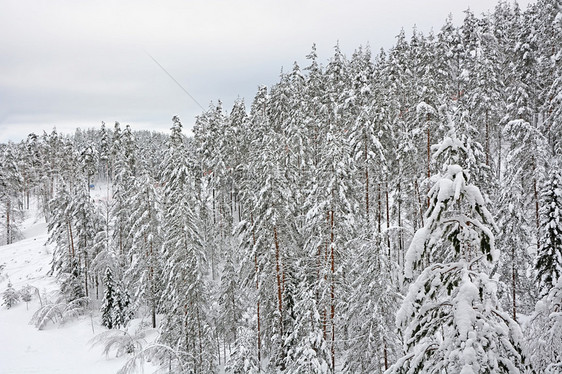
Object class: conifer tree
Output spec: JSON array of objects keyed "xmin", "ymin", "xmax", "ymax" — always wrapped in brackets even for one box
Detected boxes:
[
  {"xmin": 101, "ymin": 267, "xmax": 132, "ymax": 329},
  {"xmin": 101, "ymin": 268, "xmax": 118, "ymax": 329},
  {"xmin": 0, "ymin": 145, "xmax": 24, "ymax": 245},
  {"xmin": 535, "ymin": 169, "xmax": 562, "ymax": 297},
  {"xmin": 126, "ymin": 169, "xmax": 163, "ymax": 328},
  {"xmin": 2, "ymin": 281, "xmax": 20, "ymax": 309},
  {"xmin": 389, "ymin": 119, "xmax": 531, "ymax": 373},
  {"xmin": 159, "ymin": 116, "xmax": 215, "ymax": 373}
]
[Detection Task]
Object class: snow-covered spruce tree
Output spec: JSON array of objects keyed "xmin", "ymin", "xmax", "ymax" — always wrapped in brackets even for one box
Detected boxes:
[
  {"xmin": 343, "ymin": 238, "xmax": 401, "ymax": 373},
  {"xmin": 502, "ymin": 119, "xmax": 547, "ymax": 239},
  {"xmin": 526, "ymin": 277, "xmax": 562, "ymax": 372},
  {"xmin": 2, "ymin": 281, "xmax": 20, "ymax": 309},
  {"xmin": 230, "ymin": 85, "xmax": 270, "ymax": 372},
  {"xmin": 496, "ymin": 174, "xmax": 537, "ymax": 320},
  {"xmin": 535, "ymin": 169, "xmax": 562, "ymax": 297},
  {"xmin": 80, "ymin": 144, "xmax": 98, "ymax": 191},
  {"xmin": 125, "ymin": 168, "xmax": 163, "ymax": 329},
  {"xmin": 497, "ymin": 119, "xmax": 548, "ymax": 318},
  {"xmin": 101, "ymin": 267, "xmax": 132, "ymax": 330},
  {"xmin": 110, "ymin": 122, "xmax": 137, "ymax": 265},
  {"xmin": 60, "ymin": 258, "xmax": 86, "ymax": 305},
  {"xmin": 283, "ymin": 258, "xmax": 331, "ymax": 374},
  {"xmin": 158, "ymin": 116, "xmax": 215, "ymax": 373},
  {"xmin": 388, "ymin": 123, "xmax": 531, "ymax": 373},
  {"xmin": 98, "ymin": 121, "xmax": 111, "ymax": 182},
  {"xmin": 217, "ymin": 245, "xmax": 244, "ymax": 360},
  {"xmin": 101, "ymin": 267, "xmax": 117, "ymax": 329}
]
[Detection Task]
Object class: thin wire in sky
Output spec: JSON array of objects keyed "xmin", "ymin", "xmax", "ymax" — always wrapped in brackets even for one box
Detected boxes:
[{"xmin": 145, "ymin": 51, "xmax": 206, "ymax": 112}]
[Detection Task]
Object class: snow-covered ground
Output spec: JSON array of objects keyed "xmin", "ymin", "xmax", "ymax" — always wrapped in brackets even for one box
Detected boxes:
[{"xmin": 0, "ymin": 207, "xmax": 154, "ymax": 374}]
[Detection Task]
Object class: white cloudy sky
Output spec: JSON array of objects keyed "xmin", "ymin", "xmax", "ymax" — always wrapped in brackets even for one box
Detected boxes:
[{"xmin": 0, "ymin": 0, "xmax": 532, "ymax": 142}]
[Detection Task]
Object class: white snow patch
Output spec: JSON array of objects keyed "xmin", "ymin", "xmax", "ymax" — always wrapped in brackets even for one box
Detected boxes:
[{"xmin": 0, "ymin": 206, "xmax": 156, "ymax": 374}]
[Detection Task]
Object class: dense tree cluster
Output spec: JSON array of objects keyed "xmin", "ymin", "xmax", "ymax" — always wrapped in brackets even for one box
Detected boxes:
[{"xmin": 1, "ymin": 0, "xmax": 562, "ymax": 372}]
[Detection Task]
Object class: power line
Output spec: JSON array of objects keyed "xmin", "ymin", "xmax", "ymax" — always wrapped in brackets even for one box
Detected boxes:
[{"xmin": 145, "ymin": 51, "xmax": 206, "ymax": 112}]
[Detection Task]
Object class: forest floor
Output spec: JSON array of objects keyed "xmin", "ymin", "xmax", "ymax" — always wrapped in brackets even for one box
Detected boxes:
[{"xmin": 0, "ymin": 205, "xmax": 156, "ymax": 374}]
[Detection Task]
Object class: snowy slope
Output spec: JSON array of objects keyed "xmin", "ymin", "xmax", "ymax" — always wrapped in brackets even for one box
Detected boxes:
[{"xmin": 0, "ymin": 209, "xmax": 154, "ymax": 374}]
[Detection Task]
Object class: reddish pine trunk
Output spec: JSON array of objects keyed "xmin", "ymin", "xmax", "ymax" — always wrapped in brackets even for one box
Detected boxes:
[
  {"xmin": 397, "ymin": 182, "xmax": 403, "ymax": 266},
  {"xmin": 512, "ymin": 245, "xmax": 517, "ymax": 322},
  {"xmin": 377, "ymin": 183, "xmax": 382, "ymax": 234},
  {"xmin": 427, "ymin": 122, "xmax": 431, "ymax": 208},
  {"xmin": 415, "ymin": 179, "xmax": 424, "ymax": 228},
  {"xmin": 330, "ymin": 209, "xmax": 335, "ymax": 372},
  {"xmin": 427, "ymin": 123, "xmax": 431, "ymax": 180},
  {"xmin": 534, "ymin": 178, "xmax": 540, "ymax": 250},
  {"xmin": 274, "ymin": 226, "xmax": 283, "ymax": 337},
  {"xmin": 385, "ymin": 181, "xmax": 391, "ymax": 255},
  {"xmin": 68, "ymin": 220, "xmax": 75, "ymax": 259},
  {"xmin": 6, "ymin": 200, "xmax": 10, "ymax": 245},
  {"xmin": 365, "ymin": 132, "xmax": 369, "ymax": 223},
  {"xmin": 485, "ymin": 110, "xmax": 490, "ymax": 167},
  {"xmin": 84, "ymin": 253, "xmax": 89, "ymax": 298},
  {"xmin": 250, "ymin": 214, "xmax": 261, "ymax": 370},
  {"xmin": 384, "ymin": 340, "xmax": 389, "ymax": 370}
]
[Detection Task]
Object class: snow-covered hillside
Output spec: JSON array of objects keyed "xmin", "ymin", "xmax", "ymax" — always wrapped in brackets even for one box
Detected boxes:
[{"xmin": 0, "ymin": 208, "xmax": 154, "ymax": 374}]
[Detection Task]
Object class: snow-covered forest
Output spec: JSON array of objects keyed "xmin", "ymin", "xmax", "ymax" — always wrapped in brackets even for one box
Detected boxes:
[{"xmin": 2, "ymin": 0, "xmax": 562, "ymax": 372}]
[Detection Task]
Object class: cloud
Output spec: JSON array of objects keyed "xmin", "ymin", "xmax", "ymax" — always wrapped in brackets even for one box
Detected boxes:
[{"xmin": 0, "ymin": 0, "xmax": 533, "ymax": 142}]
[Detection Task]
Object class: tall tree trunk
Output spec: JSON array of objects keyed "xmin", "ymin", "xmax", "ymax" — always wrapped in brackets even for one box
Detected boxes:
[
  {"xmin": 534, "ymin": 178, "xmax": 540, "ymax": 250},
  {"xmin": 385, "ymin": 180, "xmax": 391, "ymax": 255},
  {"xmin": 365, "ymin": 131, "xmax": 369, "ymax": 223},
  {"xmin": 68, "ymin": 220, "xmax": 75, "ymax": 259},
  {"xmin": 427, "ymin": 119, "xmax": 431, "ymax": 208},
  {"xmin": 330, "ymin": 209, "xmax": 335, "ymax": 373},
  {"xmin": 197, "ymin": 306, "xmax": 203, "ymax": 374},
  {"xmin": 497, "ymin": 125, "xmax": 502, "ymax": 181},
  {"xmin": 274, "ymin": 226, "xmax": 283, "ymax": 338},
  {"xmin": 6, "ymin": 200, "xmax": 10, "ymax": 245},
  {"xmin": 384, "ymin": 340, "xmax": 388, "ymax": 371},
  {"xmin": 485, "ymin": 110, "xmax": 490, "ymax": 167},
  {"xmin": 84, "ymin": 253, "xmax": 89, "ymax": 298},
  {"xmin": 427, "ymin": 119, "xmax": 430, "ymax": 177},
  {"xmin": 415, "ymin": 179, "xmax": 424, "ymax": 228},
  {"xmin": 397, "ymin": 182, "xmax": 403, "ymax": 267},
  {"xmin": 250, "ymin": 213, "xmax": 261, "ymax": 371},
  {"xmin": 511, "ymin": 244, "xmax": 517, "ymax": 322},
  {"xmin": 377, "ymin": 182, "xmax": 382, "ymax": 235}
]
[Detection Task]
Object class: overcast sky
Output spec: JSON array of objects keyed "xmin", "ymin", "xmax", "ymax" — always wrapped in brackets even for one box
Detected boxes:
[{"xmin": 0, "ymin": 0, "xmax": 533, "ymax": 143}]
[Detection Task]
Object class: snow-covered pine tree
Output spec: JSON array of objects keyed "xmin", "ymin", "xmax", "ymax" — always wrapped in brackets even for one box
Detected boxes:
[
  {"xmin": 0, "ymin": 145, "xmax": 24, "ymax": 245},
  {"xmin": 20, "ymin": 133, "xmax": 42, "ymax": 210},
  {"xmin": 388, "ymin": 118, "xmax": 531, "ymax": 373},
  {"xmin": 71, "ymin": 182, "xmax": 103, "ymax": 299},
  {"xmin": 48, "ymin": 179, "xmax": 102, "ymax": 301}
]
